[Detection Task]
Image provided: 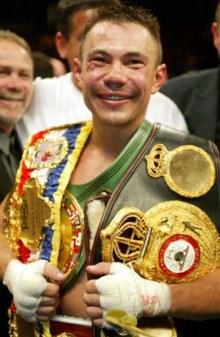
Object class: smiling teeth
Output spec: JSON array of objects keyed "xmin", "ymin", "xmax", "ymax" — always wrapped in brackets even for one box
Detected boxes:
[
  {"xmin": 106, "ymin": 96, "xmax": 126, "ymax": 101},
  {"xmin": 0, "ymin": 95, "xmax": 23, "ymax": 101}
]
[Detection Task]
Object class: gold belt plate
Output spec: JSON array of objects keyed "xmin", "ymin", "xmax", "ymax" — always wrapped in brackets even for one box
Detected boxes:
[
  {"xmin": 145, "ymin": 144, "xmax": 215, "ymax": 198},
  {"xmin": 101, "ymin": 200, "xmax": 220, "ymax": 283}
]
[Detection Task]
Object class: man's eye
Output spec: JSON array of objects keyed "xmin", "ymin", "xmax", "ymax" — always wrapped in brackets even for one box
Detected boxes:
[
  {"xmin": 20, "ymin": 73, "xmax": 31, "ymax": 79},
  {"xmin": 93, "ymin": 57, "xmax": 106, "ymax": 63},
  {"xmin": 89, "ymin": 56, "xmax": 108, "ymax": 67},
  {"xmin": 0, "ymin": 69, "xmax": 9, "ymax": 76},
  {"xmin": 128, "ymin": 59, "xmax": 142, "ymax": 65}
]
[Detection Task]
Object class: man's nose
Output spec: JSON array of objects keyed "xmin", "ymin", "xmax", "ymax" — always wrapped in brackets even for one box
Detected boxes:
[
  {"xmin": 104, "ymin": 61, "xmax": 127, "ymax": 87},
  {"xmin": 6, "ymin": 74, "xmax": 23, "ymax": 90}
]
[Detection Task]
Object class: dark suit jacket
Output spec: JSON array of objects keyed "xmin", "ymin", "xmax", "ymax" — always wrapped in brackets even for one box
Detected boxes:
[
  {"xmin": 0, "ymin": 157, "xmax": 14, "ymax": 202},
  {"xmin": 0, "ymin": 162, "xmax": 13, "ymax": 337},
  {"xmin": 160, "ymin": 67, "xmax": 220, "ymax": 141},
  {"xmin": 0, "ymin": 130, "xmax": 22, "ymax": 337}
]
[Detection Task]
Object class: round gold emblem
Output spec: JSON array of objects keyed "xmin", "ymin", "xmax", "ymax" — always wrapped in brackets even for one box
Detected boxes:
[
  {"xmin": 145, "ymin": 144, "xmax": 215, "ymax": 198},
  {"xmin": 158, "ymin": 234, "xmax": 200, "ymax": 278},
  {"xmin": 101, "ymin": 200, "xmax": 220, "ymax": 283}
]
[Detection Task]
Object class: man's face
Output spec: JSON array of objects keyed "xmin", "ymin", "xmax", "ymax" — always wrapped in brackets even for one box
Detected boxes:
[
  {"xmin": 75, "ymin": 21, "xmax": 165, "ymax": 128},
  {"xmin": 0, "ymin": 40, "xmax": 33, "ymax": 132},
  {"xmin": 56, "ymin": 9, "xmax": 93, "ymax": 72}
]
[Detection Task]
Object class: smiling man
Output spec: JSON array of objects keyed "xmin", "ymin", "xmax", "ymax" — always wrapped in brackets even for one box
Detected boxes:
[
  {"xmin": 0, "ymin": 30, "xmax": 33, "ymax": 200},
  {"xmin": 0, "ymin": 30, "xmax": 33, "ymax": 337},
  {"xmin": 1, "ymin": 4, "xmax": 220, "ymax": 337},
  {"xmin": 75, "ymin": 19, "xmax": 164, "ymax": 130}
]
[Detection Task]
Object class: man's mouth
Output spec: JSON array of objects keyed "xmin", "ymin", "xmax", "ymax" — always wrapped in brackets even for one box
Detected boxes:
[
  {"xmin": 102, "ymin": 95, "xmax": 128, "ymax": 101},
  {"xmin": 0, "ymin": 93, "xmax": 23, "ymax": 101}
]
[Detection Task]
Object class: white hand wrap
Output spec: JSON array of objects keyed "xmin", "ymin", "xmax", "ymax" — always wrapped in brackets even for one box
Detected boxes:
[
  {"xmin": 3, "ymin": 259, "xmax": 47, "ymax": 322},
  {"xmin": 96, "ymin": 263, "xmax": 171, "ymax": 319}
]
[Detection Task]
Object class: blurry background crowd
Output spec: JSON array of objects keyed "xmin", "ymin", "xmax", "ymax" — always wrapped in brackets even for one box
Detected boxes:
[{"xmin": 0, "ymin": 0, "xmax": 218, "ymax": 78}]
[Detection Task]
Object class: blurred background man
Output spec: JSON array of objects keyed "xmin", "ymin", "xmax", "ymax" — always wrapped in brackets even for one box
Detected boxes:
[
  {"xmin": 0, "ymin": 29, "xmax": 33, "ymax": 337},
  {"xmin": 161, "ymin": 0, "xmax": 220, "ymax": 149}
]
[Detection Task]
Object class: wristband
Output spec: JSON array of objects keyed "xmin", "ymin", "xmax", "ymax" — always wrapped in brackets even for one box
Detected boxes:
[
  {"xmin": 96, "ymin": 262, "xmax": 171, "ymax": 320},
  {"xmin": 3, "ymin": 259, "xmax": 47, "ymax": 322}
]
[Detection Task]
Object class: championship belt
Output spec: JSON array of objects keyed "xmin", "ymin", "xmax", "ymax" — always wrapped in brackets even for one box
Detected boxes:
[
  {"xmin": 101, "ymin": 201, "xmax": 220, "ymax": 337},
  {"xmin": 100, "ymin": 144, "xmax": 220, "ymax": 337},
  {"xmin": 3, "ymin": 122, "xmax": 92, "ymax": 337}
]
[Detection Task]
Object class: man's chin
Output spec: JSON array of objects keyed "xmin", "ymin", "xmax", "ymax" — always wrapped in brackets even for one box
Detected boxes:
[{"xmin": 0, "ymin": 110, "xmax": 24, "ymax": 127}]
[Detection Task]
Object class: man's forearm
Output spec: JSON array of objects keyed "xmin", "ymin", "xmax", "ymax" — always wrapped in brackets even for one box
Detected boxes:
[
  {"xmin": 0, "ymin": 196, "xmax": 17, "ymax": 278},
  {"xmin": 170, "ymin": 268, "xmax": 220, "ymax": 320}
]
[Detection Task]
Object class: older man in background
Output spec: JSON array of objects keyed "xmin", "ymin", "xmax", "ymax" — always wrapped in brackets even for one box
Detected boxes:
[
  {"xmin": 161, "ymin": 0, "xmax": 220, "ymax": 148},
  {"xmin": 0, "ymin": 29, "xmax": 33, "ymax": 337}
]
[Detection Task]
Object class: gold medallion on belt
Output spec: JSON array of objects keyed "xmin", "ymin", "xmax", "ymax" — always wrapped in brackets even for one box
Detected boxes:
[
  {"xmin": 101, "ymin": 201, "xmax": 220, "ymax": 282},
  {"xmin": 145, "ymin": 144, "xmax": 215, "ymax": 198},
  {"xmin": 101, "ymin": 200, "xmax": 220, "ymax": 336}
]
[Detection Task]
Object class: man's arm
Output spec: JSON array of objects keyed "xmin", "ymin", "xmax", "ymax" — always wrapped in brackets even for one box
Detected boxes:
[
  {"xmin": 0, "ymin": 197, "xmax": 16, "ymax": 277},
  {"xmin": 84, "ymin": 262, "xmax": 220, "ymax": 327},
  {"xmin": 169, "ymin": 269, "xmax": 220, "ymax": 320},
  {"xmin": 0, "ymin": 197, "xmax": 66, "ymax": 322},
  {"xmin": 147, "ymin": 91, "xmax": 189, "ymax": 133}
]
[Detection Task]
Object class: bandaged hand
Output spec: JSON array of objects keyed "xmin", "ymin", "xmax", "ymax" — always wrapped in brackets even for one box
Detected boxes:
[
  {"xmin": 85, "ymin": 262, "xmax": 171, "ymax": 326},
  {"xmin": 3, "ymin": 259, "xmax": 65, "ymax": 322}
]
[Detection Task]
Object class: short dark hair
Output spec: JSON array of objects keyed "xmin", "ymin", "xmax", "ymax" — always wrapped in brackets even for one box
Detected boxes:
[
  {"xmin": 32, "ymin": 52, "xmax": 54, "ymax": 78},
  {"xmin": 57, "ymin": 0, "xmax": 121, "ymax": 40},
  {"xmin": 80, "ymin": 3, "xmax": 163, "ymax": 65},
  {"xmin": 215, "ymin": 1, "xmax": 220, "ymax": 23}
]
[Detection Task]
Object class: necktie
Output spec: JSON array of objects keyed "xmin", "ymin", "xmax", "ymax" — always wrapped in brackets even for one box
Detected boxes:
[{"xmin": 6, "ymin": 133, "xmax": 22, "ymax": 181}]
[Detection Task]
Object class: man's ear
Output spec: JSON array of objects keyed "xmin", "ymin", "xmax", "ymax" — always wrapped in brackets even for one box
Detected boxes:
[
  {"xmin": 73, "ymin": 58, "xmax": 83, "ymax": 90},
  {"xmin": 55, "ymin": 32, "xmax": 67, "ymax": 59},
  {"xmin": 151, "ymin": 63, "xmax": 167, "ymax": 94},
  {"xmin": 211, "ymin": 22, "xmax": 220, "ymax": 53}
]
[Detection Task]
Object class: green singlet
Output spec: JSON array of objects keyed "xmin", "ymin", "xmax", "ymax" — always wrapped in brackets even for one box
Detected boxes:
[
  {"xmin": 64, "ymin": 120, "xmax": 153, "ymax": 288},
  {"xmin": 68, "ymin": 120, "xmax": 153, "ymax": 208}
]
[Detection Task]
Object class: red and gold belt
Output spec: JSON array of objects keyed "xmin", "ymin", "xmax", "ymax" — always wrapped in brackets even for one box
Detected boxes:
[{"xmin": 50, "ymin": 315, "xmax": 93, "ymax": 337}]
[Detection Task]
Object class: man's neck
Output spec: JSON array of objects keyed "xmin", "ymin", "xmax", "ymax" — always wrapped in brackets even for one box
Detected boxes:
[
  {"xmin": 90, "ymin": 119, "xmax": 142, "ymax": 157},
  {"xmin": 0, "ymin": 124, "xmax": 13, "ymax": 136}
]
